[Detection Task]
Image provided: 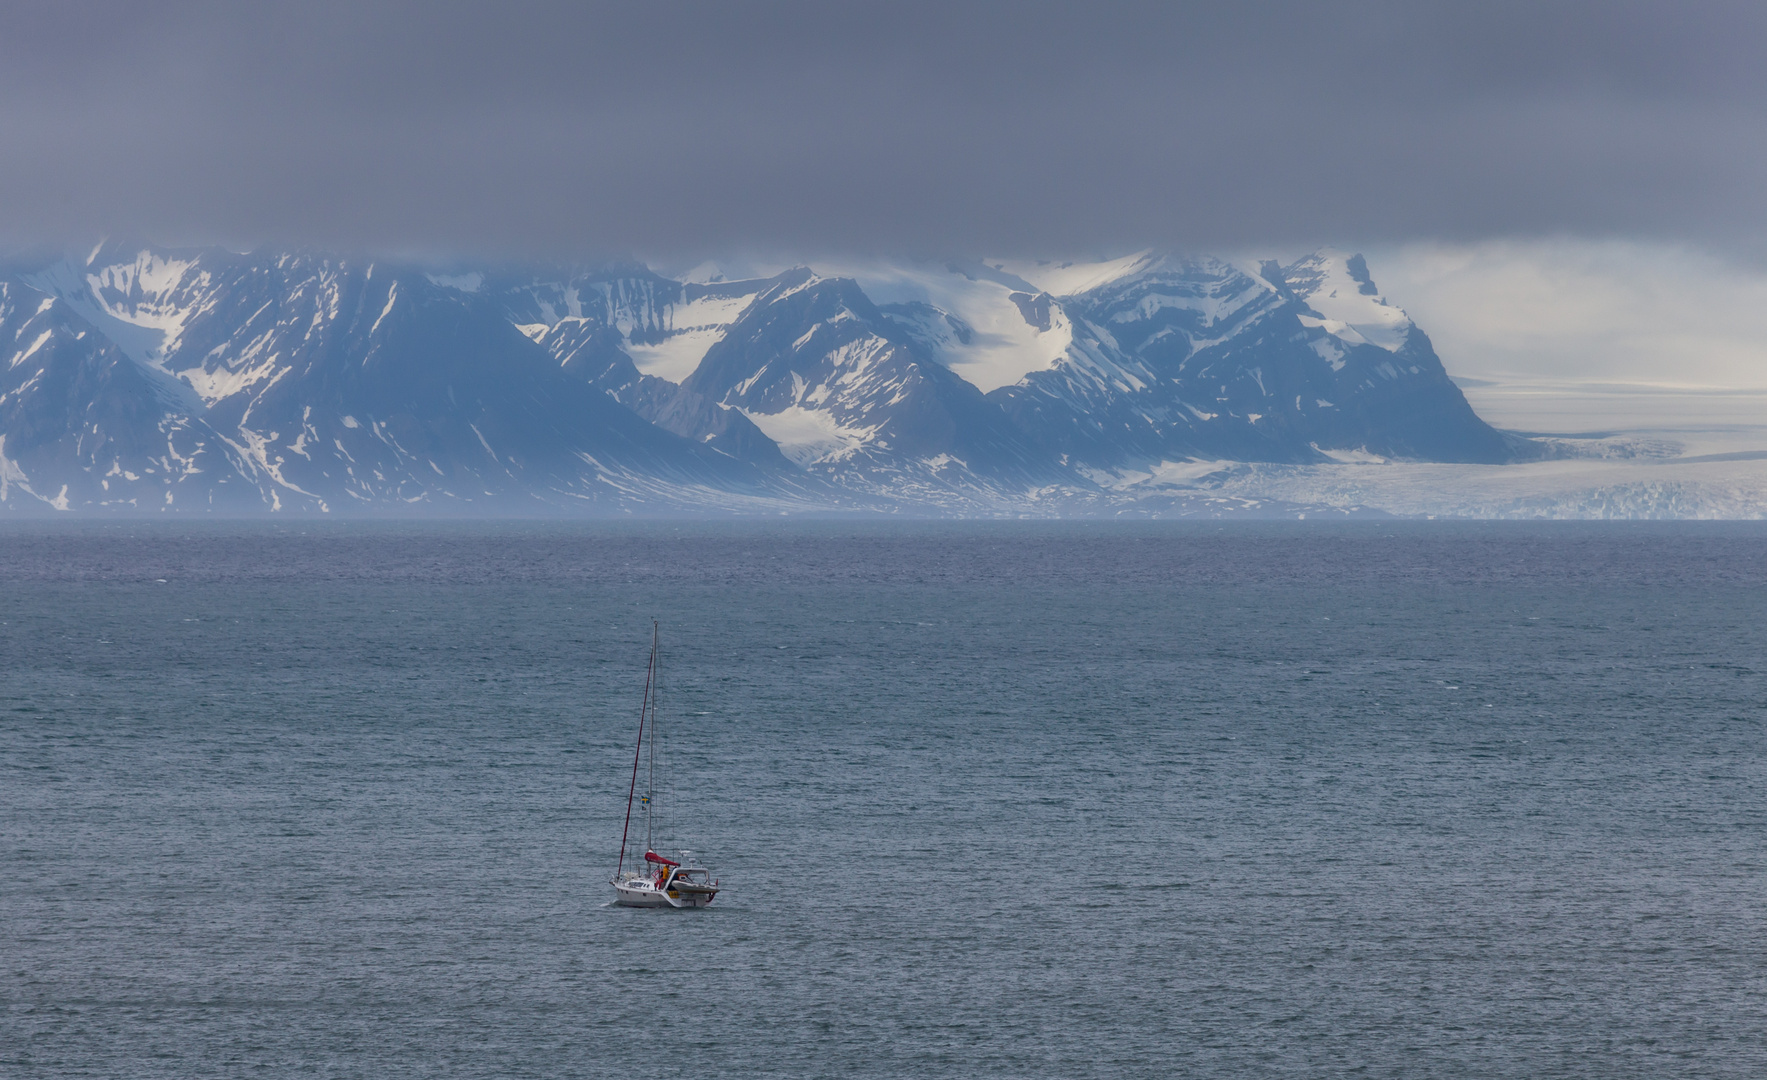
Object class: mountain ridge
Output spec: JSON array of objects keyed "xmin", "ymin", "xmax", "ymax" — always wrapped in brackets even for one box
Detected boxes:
[{"xmin": 0, "ymin": 243, "xmax": 1532, "ymax": 515}]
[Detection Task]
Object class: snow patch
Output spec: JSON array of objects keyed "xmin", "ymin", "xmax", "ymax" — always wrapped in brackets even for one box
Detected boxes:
[
  {"xmin": 1287, "ymin": 250, "xmax": 1412, "ymax": 352},
  {"xmin": 0, "ymin": 435, "xmax": 36, "ymax": 502},
  {"xmin": 739, "ymin": 405, "xmax": 872, "ymax": 467},
  {"xmin": 1307, "ymin": 331, "xmax": 1348, "ymax": 370},
  {"xmin": 178, "ymin": 355, "xmax": 285, "ymax": 402},
  {"xmin": 24, "ymin": 251, "xmax": 202, "ymax": 370},
  {"xmin": 11, "ymin": 329, "xmax": 52, "ymax": 368},
  {"xmin": 369, "ymin": 283, "xmax": 398, "ymax": 335},
  {"xmin": 626, "ymin": 327, "xmax": 725, "ymax": 383},
  {"xmin": 813, "ymin": 258, "xmax": 1072, "ymax": 393},
  {"xmin": 620, "ymin": 290, "xmax": 759, "ymax": 382}
]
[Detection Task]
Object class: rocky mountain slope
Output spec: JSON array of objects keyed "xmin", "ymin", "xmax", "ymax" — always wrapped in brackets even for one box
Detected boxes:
[{"xmin": 0, "ymin": 243, "xmax": 1529, "ymax": 514}]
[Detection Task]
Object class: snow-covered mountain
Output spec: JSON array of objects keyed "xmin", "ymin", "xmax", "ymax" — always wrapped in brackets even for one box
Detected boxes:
[
  {"xmin": 1, "ymin": 242, "xmax": 1542, "ymax": 515},
  {"xmin": 3, "ymin": 245, "xmax": 780, "ymax": 513},
  {"xmin": 484, "ymin": 265, "xmax": 795, "ymax": 469},
  {"xmin": 678, "ymin": 269, "xmax": 1058, "ymax": 501},
  {"xmin": 0, "ymin": 275, "xmax": 260, "ymax": 510},
  {"xmin": 941, "ymin": 250, "xmax": 1519, "ymax": 470}
]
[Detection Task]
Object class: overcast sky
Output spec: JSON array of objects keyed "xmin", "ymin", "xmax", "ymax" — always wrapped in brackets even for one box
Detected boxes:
[
  {"xmin": 4, "ymin": 1, "xmax": 1765, "ymax": 398},
  {"xmin": 1370, "ymin": 239, "xmax": 1767, "ymax": 408},
  {"xmin": 3, "ymin": 0, "xmax": 1764, "ymax": 259}
]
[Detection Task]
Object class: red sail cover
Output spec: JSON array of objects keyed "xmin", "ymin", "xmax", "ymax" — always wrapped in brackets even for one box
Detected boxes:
[{"xmin": 644, "ymin": 851, "xmax": 680, "ymax": 867}]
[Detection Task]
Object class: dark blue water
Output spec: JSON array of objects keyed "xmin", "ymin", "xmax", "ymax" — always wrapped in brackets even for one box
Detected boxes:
[{"xmin": 5, "ymin": 522, "xmax": 1767, "ymax": 1077}]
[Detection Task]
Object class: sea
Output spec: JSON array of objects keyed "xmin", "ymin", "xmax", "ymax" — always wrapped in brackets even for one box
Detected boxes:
[{"xmin": 4, "ymin": 520, "xmax": 1766, "ymax": 1078}]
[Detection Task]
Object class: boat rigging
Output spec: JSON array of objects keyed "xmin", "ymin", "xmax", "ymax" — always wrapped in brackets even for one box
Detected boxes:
[{"xmin": 611, "ymin": 622, "xmax": 719, "ymax": 908}]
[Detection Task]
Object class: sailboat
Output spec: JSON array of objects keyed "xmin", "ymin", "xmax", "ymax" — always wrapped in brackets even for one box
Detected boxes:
[{"xmin": 611, "ymin": 622, "xmax": 720, "ymax": 908}]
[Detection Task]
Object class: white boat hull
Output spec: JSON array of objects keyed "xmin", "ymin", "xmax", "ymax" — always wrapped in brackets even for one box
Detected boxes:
[{"xmin": 613, "ymin": 878, "xmax": 718, "ymax": 908}]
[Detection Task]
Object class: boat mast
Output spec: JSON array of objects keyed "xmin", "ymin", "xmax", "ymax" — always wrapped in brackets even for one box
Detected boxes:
[
  {"xmin": 615, "ymin": 621, "xmax": 659, "ymax": 879},
  {"xmin": 645, "ymin": 626, "xmax": 658, "ymax": 858}
]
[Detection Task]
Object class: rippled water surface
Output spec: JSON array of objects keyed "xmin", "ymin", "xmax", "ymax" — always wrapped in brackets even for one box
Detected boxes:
[{"xmin": 5, "ymin": 521, "xmax": 1767, "ymax": 1078}]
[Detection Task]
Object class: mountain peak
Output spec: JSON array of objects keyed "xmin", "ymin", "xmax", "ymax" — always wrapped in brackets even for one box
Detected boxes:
[{"xmin": 1280, "ymin": 249, "xmax": 1413, "ymax": 352}]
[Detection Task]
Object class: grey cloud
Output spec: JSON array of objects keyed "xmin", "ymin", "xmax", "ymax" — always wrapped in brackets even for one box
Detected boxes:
[{"xmin": 1, "ymin": 0, "xmax": 1763, "ymax": 258}]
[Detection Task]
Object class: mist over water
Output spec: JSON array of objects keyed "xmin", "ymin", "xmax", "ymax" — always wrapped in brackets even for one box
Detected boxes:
[{"xmin": 5, "ymin": 522, "xmax": 1767, "ymax": 1077}]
